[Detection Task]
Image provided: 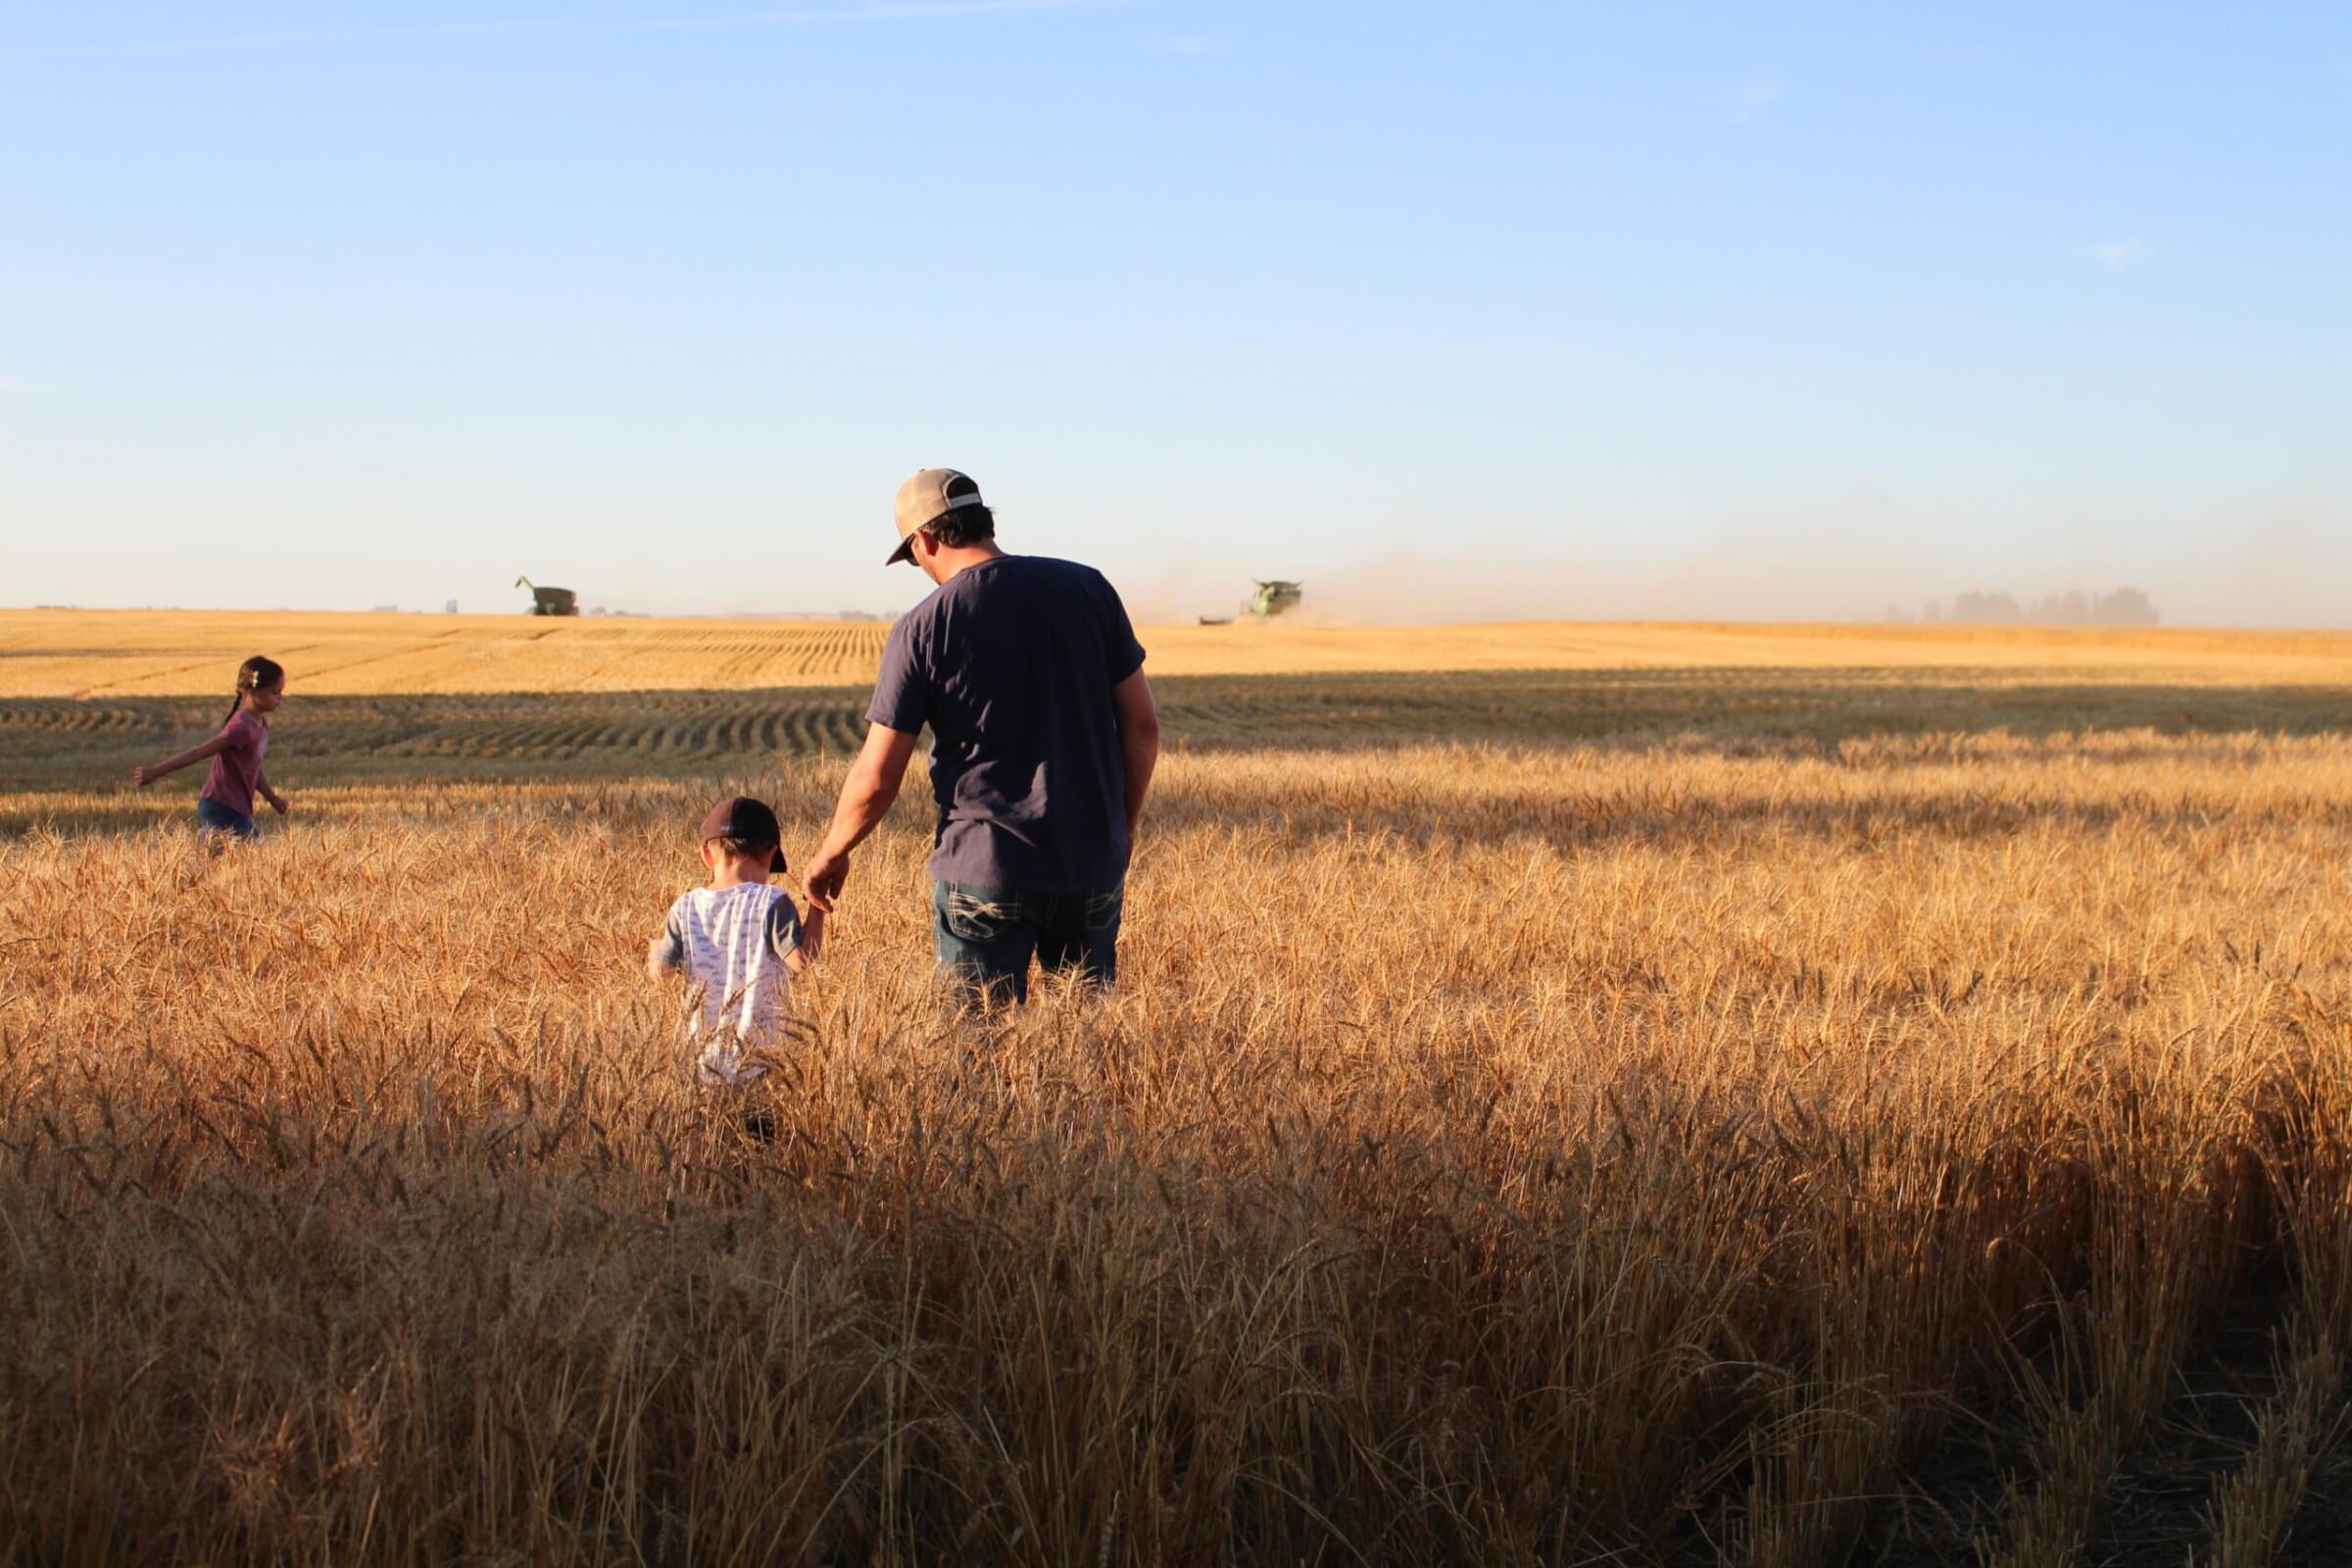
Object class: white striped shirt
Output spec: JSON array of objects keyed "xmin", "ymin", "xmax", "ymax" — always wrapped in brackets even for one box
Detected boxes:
[{"xmin": 656, "ymin": 883, "xmax": 804, "ymax": 1084}]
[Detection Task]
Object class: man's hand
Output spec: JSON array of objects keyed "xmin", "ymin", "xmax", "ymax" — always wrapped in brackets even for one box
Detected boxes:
[
  {"xmin": 803, "ymin": 849, "xmax": 851, "ymax": 913},
  {"xmin": 131, "ymin": 765, "xmax": 159, "ymax": 787}
]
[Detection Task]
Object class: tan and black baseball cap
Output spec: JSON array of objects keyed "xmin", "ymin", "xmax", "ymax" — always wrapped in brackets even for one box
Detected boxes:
[{"xmin": 888, "ymin": 467, "xmax": 986, "ymax": 564}]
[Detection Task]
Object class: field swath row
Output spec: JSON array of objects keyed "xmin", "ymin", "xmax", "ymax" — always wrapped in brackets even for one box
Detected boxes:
[{"xmin": 8, "ymin": 666, "xmax": 2352, "ymax": 796}]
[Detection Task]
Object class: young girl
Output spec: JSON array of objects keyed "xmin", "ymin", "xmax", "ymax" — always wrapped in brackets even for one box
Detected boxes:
[{"xmin": 132, "ymin": 656, "xmax": 289, "ymax": 841}]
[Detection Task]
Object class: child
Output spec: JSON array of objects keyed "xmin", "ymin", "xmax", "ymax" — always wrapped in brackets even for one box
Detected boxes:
[
  {"xmin": 647, "ymin": 795, "xmax": 824, "ymax": 1088},
  {"xmin": 131, "ymin": 655, "xmax": 288, "ymax": 841}
]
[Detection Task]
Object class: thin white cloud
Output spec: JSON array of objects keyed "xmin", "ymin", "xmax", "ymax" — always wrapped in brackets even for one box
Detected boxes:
[
  {"xmin": 8, "ymin": 0, "xmax": 1121, "ymax": 57},
  {"xmin": 1726, "ymin": 77, "xmax": 1786, "ymax": 124},
  {"xmin": 2086, "ymin": 239, "xmax": 2152, "ymax": 271}
]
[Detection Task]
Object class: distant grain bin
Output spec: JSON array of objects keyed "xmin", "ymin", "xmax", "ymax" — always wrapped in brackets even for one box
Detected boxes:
[{"xmin": 514, "ymin": 575, "xmax": 579, "ymax": 616}]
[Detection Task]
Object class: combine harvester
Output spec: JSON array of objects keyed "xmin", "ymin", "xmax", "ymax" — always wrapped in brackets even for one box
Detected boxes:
[
  {"xmin": 1250, "ymin": 580, "xmax": 1303, "ymax": 616},
  {"xmin": 514, "ymin": 575, "xmax": 580, "ymax": 616},
  {"xmin": 1200, "ymin": 580, "xmax": 1303, "ymax": 625}
]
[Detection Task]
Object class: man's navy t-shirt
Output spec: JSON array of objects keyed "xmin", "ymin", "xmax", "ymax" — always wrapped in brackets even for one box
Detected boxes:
[{"xmin": 867, "ymin": 556, "xmax": 1147, "ymax": 892}]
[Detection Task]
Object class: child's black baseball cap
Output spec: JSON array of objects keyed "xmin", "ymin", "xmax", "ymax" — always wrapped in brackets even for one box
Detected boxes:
[{"xmin": 700, "ymin": 796, "xmax": 787, "ymax": 872}]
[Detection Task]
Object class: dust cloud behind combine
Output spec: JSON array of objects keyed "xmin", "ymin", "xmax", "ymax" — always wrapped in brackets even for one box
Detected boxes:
[{"xmin": 1126, "ymin": 495, "xmax": 2352, "ymax": 629}]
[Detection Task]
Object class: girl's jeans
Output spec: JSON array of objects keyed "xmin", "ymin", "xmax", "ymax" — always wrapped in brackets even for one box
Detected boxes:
[{"xmin": 195, "ymin": 797, "xmax": 260, "ymax": 840}]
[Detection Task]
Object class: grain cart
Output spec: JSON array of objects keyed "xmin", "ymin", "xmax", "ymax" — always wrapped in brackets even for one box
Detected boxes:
[{"xmin": 514, "ymin": 576, "xmax": 579, "ymax": 616}]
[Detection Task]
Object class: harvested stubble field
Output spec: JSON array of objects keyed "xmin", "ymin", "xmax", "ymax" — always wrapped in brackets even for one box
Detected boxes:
[{"xmin": 4, "ymin": 612, "xmax": 2352, "ymax": 1565}]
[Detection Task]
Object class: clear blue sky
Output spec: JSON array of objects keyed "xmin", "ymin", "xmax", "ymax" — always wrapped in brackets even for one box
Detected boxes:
[{"xmin": 4, "ymin": 3, "xmax": 2347, "ymax": 624}]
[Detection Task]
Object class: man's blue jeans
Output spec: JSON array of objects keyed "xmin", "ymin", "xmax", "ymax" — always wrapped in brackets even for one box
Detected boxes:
[{"xmin": 932, "ymin": 880, "xmax": 1123, "ymax": 1005}]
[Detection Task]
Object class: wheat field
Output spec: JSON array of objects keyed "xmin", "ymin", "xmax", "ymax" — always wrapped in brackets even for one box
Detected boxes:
[
  {"xmin": 4, "ymin": 612, "xmax": 2352, "ymax": 1565},
  {"xmin": 10, "ymin": 607, "xmax": 2352, "ymax": 698}
]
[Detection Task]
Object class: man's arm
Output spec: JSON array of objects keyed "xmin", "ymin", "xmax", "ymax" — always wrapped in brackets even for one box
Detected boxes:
[
  {"xmin": 1111, "ymin": 669, "xmax": 1160, "ymax": 840},
  {"xmin": 802, "ymin": 722, "xmax": 920, "ymax": 911}
]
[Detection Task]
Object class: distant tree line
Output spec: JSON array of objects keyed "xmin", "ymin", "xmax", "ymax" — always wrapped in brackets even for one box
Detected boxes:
[{"xmin": 1893, "ymin": 587, "xmax": 2161, "ymax": 626}]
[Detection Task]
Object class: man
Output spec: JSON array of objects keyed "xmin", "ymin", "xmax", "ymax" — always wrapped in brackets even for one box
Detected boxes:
[{"xmin": 802, "ymin": 467, "xmax": 1160, "ymax": 1004}]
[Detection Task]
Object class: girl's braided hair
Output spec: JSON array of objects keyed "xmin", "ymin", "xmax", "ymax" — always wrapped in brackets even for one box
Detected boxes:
[{"xmin": 225, "ymin": 656, "xmax": 285, "ymax": 725}]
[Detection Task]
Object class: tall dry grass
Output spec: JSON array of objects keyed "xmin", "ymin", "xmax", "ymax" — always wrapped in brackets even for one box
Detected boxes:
[{"xmin": 3, "ymin": 731, "xmax": 2351, "ymax": 1563}]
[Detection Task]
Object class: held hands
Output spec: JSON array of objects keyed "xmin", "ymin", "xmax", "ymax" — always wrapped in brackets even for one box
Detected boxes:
[
  {"xmin": 799, "ymin": 906, "xmax": 826, "ymax": 961},
  {"xmin": 802, "ymin": 848, "xmax": 851, "ymax": 913}
]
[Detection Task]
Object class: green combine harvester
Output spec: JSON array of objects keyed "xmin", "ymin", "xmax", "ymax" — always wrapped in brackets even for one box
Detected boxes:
[
  {"xmin": 1250, "ymin": 580, "xmax": 1303, "ymax": 616},
  {"xmin": 1200, "ymin": 580, "xmax": 1304, "ymax": 624},
  {"xmin": 514, "ymin": 575, "xmax": 579, "ymax": 616}
]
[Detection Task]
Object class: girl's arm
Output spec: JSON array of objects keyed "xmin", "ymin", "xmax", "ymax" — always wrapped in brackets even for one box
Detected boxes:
[
  {"xmin": 132, "ymin": 732, "xmax": 232, "ymax": 787},
  {"xmin": 255, "ymin": 766, "xmax": 288, "ymax": 812}
]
